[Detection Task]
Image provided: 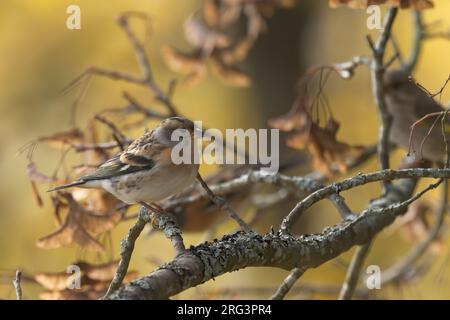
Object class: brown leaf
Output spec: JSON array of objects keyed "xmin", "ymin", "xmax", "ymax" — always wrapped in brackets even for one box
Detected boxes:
[
  {"xmin": 76, "ymin": 260, "xmax": 119, "ymax": 281},
  {"xmin": 161, "ymin": 45, "xmax": 204, "ymax": 75},
  {"xmin": 244, "ymin": 4, "xmax": 267, "ymax": 40},
  {"xmin": 36, "ymin": 193, "xmax": 109, "ymax": 252},
  {"xmin": 35, "ymin": 272, "xmax": 84, "ymax": 291},
  {"xmin": 184, "ymin": 15, "xmax": 230, "ymax": 49},
  {"xmin": 220, "ymin": 38, "xmax": 254, "ymax": 65},
  {"xmin": 204, "ymin": 0, "xmax": 220, "ymax": 27},
  {"xmin": 285, "ymin": 119, "xmax": 366, "ymax": 176},
  {"xmin": 210, "ymin": 55, "xmax": 252, "ymax": 87},
  {"xmin": 36, "ymin": 213, "xmax": 105, "ymax": 252},
  {"xmin": 269, "ymin": 70, "xmax": 365, "ymax": 176}
]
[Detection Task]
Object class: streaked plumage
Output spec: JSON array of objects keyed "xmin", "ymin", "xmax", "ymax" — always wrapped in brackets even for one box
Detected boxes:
[
  {"xmin": 49, "ymin": 117, "xmax": 200, "ymax": 204},
  {"xmin": 384, "ymin": 69, "xmax": 449, "ymax": 162}
]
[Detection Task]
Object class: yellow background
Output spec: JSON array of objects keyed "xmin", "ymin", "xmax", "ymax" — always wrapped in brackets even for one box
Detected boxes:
[{"xmin": 0, "ymin": 0, "xmax": 449, "ymax": 299}]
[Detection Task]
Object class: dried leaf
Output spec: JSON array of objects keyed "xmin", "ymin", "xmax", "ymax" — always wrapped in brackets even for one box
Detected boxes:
[
  {"xmin": 184, "ymin": 15, "xmax": 230, "ymax": 49},
  {"xmin": 35, "ymin": 272, "xmax": 83, "ymax": 291},
  {"xmin": 184, "ymin": 65, "xmax": 207, "ymax": 87},
  {"xmin": 36, "ymin": 213, "xmax": 105, "ymax": 252},
  {"xmin": 161, "ymin": 45, "xmax": 204, "ymax": 75},
  {"xmin": 244, "ymin": 4, "xmax": 267, "ymax": 40},
  {"xmin": 269, "ymin": 71, "xmax": 365, "ymax": 176},
  {"xmin": 210, "ymin": 55, "xmax": 251, "ymax": 87},
  {"xmin": 76, "ymin": 260, "xmax": 119, "ymax": 281},
  {"xmin": 285, "ymin": 119, "xmax": 366, "ymax": 176},
  {"xmin": 204, "ymin": 0, "xmax": 220, "ymax": 27},
  {"xmin": 36, "ymin": 194, "xmax": 109, "ymax": 252},
  {"xmin": 220, "ymin": 38, "xmax": 254, "ymax": 64}
]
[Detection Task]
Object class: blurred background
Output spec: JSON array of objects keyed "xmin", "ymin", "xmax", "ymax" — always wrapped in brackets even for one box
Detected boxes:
[{"xmin": 0, "ymin": 0, "xmax": 449, "ymax": 299}]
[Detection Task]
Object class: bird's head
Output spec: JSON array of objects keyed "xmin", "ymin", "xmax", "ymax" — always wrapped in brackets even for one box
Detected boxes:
[
  {"xmin": 155, "ymin": 117, "xmax": 201, "ymax": 147},
  {"xmin": 383, "ymin": 69, "xmax": 411, "ymax": 91}
]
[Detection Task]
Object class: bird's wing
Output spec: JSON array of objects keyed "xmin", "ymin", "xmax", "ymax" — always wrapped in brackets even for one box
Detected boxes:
[
  {"xmin": 119, "ymin": 129, "xmax": 168, "ymax": 166},
  {"xmin": 413, "ymin": 89, "xmax": 445, "ymax": 118},
  {"xmin": 79, "ymin": 154, "xmax": 154, "ymax": 181}
]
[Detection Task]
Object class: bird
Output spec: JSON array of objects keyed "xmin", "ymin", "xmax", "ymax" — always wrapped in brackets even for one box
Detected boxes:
[
  {"xmin": 384, "ymin": 69, "xmax": 449, "ymax": 163},
  {"xmin": 48, "ymin": 117, "xmax": 201, "ymax": 211}
]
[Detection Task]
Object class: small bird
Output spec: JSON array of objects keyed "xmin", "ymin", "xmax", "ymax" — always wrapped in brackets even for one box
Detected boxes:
[
  {"xmin": 48, "ymin": 117, "xmax": 200, "ymax": 208},
  {"xmin": 384, "ymin": 69, "xmax": 449, "ymax": 163}
]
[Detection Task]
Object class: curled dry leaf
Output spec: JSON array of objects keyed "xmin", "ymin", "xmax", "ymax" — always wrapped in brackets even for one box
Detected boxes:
[
  {"xmin": 36, "ymin": 211, "xmax": 105, "ymax": 252},
  {"xmin": 184, "ymin": 14, "xmax": 230, "ymax": 50},
  {"xmin": 329, "ymin": 0, "xmax": 434, "ymax": 10},
  {"xmin": 36, "ymin": 193, "xmax": 121, "ymax": 252},
  {"xmin": 204, "ymin": 0, "xmax": 221, "ymax": 27},
  {"xmin": 75, "ymin": 260, "xmax": 120, "ymax": 281},
  {"xmin": 161, "ymin": 45, "xmax": 204, "ymax": 75},
  {"xmin": 35, "ymin": 272, "xmax": 86, "ymax": 291},
  {"xmin": 269, "ymin": 70, "xmax": 365, "ymax": 176},
  {"xmin": 220, "ymin": 38, "xmax": 254, "ymax": 64},
  {"xmin": 161, "ymin": 45, "xmax": 207, "ymax": 87},
  {"xmin": 210, "ymin": 54, "xmax": 252, "ymax": 87},
  {"xmin": 244, "ymin": 4, "xmax": 268, "ymax": 40},
  {"xmin": 36, "ymin": 260, "xmax": 139, "ymax": 299}
]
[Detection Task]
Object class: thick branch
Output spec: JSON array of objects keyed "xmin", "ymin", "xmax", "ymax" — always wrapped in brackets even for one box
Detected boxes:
[
  {"xmin": 107, "ymin": 166, "xmax": 450, "ymax": 300},
  {"xmin": 368, "ymin": 7, "xmax": 398, "ymax": 178}
]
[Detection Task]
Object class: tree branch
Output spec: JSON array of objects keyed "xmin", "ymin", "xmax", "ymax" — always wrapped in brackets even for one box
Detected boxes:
[
  {"xmin": 107, "ymin": 168, "xmax": 449, "ymax": 300},
  {"xmin": 368, "ymin": 7, "xmax": 398, "ymax": 178},
  {"xmin": 12, "ymin": 270, "xmax": 22, "ymax": 300},
  {"xmin": 270, "ymin": 267, "xmax": 306, "ymax": 300},
  {"xmin": 338, "ymin": 241, "xmax": 373, "ymax": 300}
]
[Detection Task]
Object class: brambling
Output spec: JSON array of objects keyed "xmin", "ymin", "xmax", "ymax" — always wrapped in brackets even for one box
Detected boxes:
[
  {"xmin": 49, "ymin": 117, "xmax": 200, "ymax": 211},
  {"xmin": 384, "ymin": 69, "xmax": 449, "ymax": 163}
]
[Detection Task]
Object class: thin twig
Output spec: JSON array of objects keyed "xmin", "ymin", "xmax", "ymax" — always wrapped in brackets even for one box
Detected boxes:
[
  {"xmin": 337, "ymin": 8, "xmax": 398, "ymax": 299},
  {"xmin": 368, "ymin": 7, "xmax": 398, "ymax": 183},
  {"xmin": 117, "ymin": 14, "xmax": 177, "ymax": 116},
  {"xmin": 270, "ymin": 267, "xmax": 306, "ymax": 300},
  {"xmin": 196, "ymin": 173, "xmax": 253, "ymax": 233},
  {"xmin": 381, "ymin": 179, "xmax": 448, "ymax": 285},
  {"xmin": 104, "ymin": 207, "xmax": 149, "ymax": 298},
  {"xmin": 405, "ymin": 11, "xmax": 423, "ymax": 73},
  {"xmin": 12, "ymin": 270, "xmax": 22, "ymax": 300},
  {"xmin": 338, "ymin": 241, "xmax": 373, "ymax": 300}
]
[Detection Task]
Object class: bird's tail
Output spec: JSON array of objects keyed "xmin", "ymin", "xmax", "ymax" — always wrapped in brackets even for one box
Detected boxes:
[{"xmin": 47, "ymin": 181, "xmax": 85, "ymax": 192}]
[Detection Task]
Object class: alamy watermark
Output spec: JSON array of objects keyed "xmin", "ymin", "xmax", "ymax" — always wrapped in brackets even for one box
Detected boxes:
[
  {"xmin": 66, "ymin": 5, "xmax": 81, "ymax": 30},
  {"xmin": 66, "ymin": 264, "xmax": 81, "ymax": 289},
  {"xmin": 367, "ymin": 5, "xmax": 382, "ymax": 30},
  {"xmin": 170, "ymin": 121, "xmax": 280, "ymax": 173},
  {"xmin": 366, "ymin": 265, "xmax": 381, "ymax": 290}
]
